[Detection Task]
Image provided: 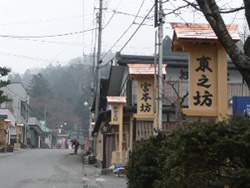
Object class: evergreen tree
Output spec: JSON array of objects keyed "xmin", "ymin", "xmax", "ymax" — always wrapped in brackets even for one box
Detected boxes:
[
  {"xmin": 8, "ymin": 73, "xmax": 22, "ymax": 82},
  {"xmin": 0, "ymin": 67, "xmax": 11, "ymax": 104},
  {"xmin": 29, "ymin": 73, "xmax": 51, "ymax": 97}
]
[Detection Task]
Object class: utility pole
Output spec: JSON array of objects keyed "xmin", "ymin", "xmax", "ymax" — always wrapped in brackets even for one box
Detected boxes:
[
  {"xmin": 95, "ymin": 0, "xmax": 103, "ymax": 121},
  {"xmin": 93, "ymin": 0, "xmax": 103, "ymax": 156},
  {"xmin": 157, "ymin": 0, "xmax": 164, "ymax": 131},
  {"xmin": 44, "ymin": 103, "xmax": 47, "ymax": 143},
  {"xmin": 82, "ymin": 0, "xmax": 85, "ymax": 60}
]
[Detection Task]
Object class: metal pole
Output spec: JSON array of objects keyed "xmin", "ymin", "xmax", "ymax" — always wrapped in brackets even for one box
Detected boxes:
[
  {"xmin": 154, "ymin": 30, "xmax": 158, "ymax": 114},
  {"xmin": 94, "ymin": 0, "xmax": 103, "ymax": 156},
  {"xmin": 158, "ymin": 0, "xmax": 163, "ymax": 131},
  {"xmin": 82, "ymin": 0, "xmax": 85, "ymax": 60},
  {"xmin": 95, "ymin": 0, "xmax": 103, "ymax": 121},
  {"xmin": 44, "ymin": 103, "xmax": 47, "ymax": 144},
  {"xmin": 153, "ymin": 29, "xmax": 158, "ymax": 132}
]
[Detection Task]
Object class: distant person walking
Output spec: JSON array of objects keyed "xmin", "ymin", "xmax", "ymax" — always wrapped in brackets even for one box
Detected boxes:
[{"xmin": 71, "ymin": 139, "xmax": 80, "ymax": 155}]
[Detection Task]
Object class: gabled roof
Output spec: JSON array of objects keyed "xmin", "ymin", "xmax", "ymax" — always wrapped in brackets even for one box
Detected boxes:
[
  {"xmin": 107, "ymin": 96, "xmax": 126, "ymax": 104},
  {"xmin": 171, "ymin": 22, "xmax": 240, "ymax": 41},
  {"xmin": 171, "ymin": 23, "xmax": 240, "ymax": 52},
  {"xmin": 127, "ymin": 64, "xmax": 167, "ymax": 75},
  {"xmin": 28, "ymin": 117, "xmax": 44, "ymax": 135}
]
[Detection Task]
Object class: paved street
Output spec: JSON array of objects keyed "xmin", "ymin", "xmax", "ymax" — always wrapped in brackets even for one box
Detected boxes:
[{"xmin": 0, "ymin": 149, "xmax": 127, "ymax": 188}]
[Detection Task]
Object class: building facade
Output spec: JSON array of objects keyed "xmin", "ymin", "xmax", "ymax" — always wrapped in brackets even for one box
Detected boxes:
[{"xmin": 0, "ymin": 82, "xmax": 30, "ymax": 148}]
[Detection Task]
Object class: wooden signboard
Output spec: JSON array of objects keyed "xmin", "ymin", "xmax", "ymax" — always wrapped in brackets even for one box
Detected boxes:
[
  {"xmin": 110, "ymin": 104, "xmax": 123, "ymax": 125},
  {"xmin": 171, "ymin": 23, "xmax": 240, "ymax": 120},
  {"xmin": 135, "ymin": 78, "xmax": 154, "ymax": 119}
]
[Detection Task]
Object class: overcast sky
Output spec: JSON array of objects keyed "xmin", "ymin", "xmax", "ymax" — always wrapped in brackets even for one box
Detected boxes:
[{"xmin": 0, "ymin": 0, "xmax": 245, "ymax": 73}]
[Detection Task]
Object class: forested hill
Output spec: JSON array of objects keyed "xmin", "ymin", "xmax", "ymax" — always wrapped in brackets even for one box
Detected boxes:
[{"xmin": 8, "ymin": 56, "xmax": 110, "ymax": 133}]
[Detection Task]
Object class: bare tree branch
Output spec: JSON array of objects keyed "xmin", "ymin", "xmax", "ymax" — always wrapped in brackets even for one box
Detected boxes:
[
  {"xmin": 164, "ymin": 80, "xmax": 180, "ymax": 98},
  {"xmin": 195, "ymin": 0, "xmax": 250, "ymax": 89},
  {"xmin": 164, "ymin": 4, "xmax": 190, "ymax": 16},
  {"xmin": 220, "ymin": 6, "xmax": 245, "ymax": 14},
  {"xmin": 182, "ymin": 0, "xmax": 244, "ymax": 14},
  {"xmin": 180, "ymin": 92, "xmax": 189, "ymax": 106},
  {"xmin": 244, "ymin": 0, "xmax": 250, "ymax": 28}
]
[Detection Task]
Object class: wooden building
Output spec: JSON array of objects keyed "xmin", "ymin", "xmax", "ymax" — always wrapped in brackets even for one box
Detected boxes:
[{"xmin": 92, "ymin": 23, "xmax": 248, "ymax": 168}]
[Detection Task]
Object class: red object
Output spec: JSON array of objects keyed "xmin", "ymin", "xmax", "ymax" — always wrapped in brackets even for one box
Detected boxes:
[{"xmin": 85, "ymin": 137, "xmax": 89, "ymax": 149}]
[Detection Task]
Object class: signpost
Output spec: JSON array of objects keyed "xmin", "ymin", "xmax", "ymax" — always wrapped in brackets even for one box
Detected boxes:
[
  {"xmin": 107, "ymin": 96, "xmax": 126, "ymax": 164},
  {"xmin": 128, "ymin": 64, "xmax": 167, "ymax": 129},
  {"xmin": 171, "ymin": 23, "xmax": 240, "ymax": 121}
]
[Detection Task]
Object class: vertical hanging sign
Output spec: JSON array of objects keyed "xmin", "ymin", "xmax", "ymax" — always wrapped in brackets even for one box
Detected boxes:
[
  {"xmin": 111, "ymin": 105, "xmax": 122, "ymax": 125},
  {"xmin": 107, "ymin": 96, "xmax": 126, "ymax": 125},
  {"xmin": 171, "ymin": 23, "xmax": 240, "ymax": 119},
  {"xmin": 137, "ymin": 78, "xmax": 154, "ymax": 118},
  {"xmin": 188, "ymin": 47, "xmax": 217, "ymax": 115}
]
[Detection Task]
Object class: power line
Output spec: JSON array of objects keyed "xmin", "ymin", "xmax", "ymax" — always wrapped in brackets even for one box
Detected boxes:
[
  {"xmin": 100, "ymin": 3, "xmax": 155, "ymax": 68},
  {"xmin": 100, "ymin": 0, "xmax": 148, "ymax": 65},
  {"xmin": 0, "ymin": 28, "xmax": 97, "ymax": 39},
  {"xmin": 50, "ymin": 35, "xmax": 81, "ymax": 60},
  {"xmin": 107, "ymin": 9, "xmax": 153, "ymax": 20},
  {"xmin": 168, "ymin": 1, "xmax": 189, "ymax": 24},
  {"xmin": 103, "ymin": 11, "xmax": 116, "ymax": 29},
  {"xmin": 0, "ymin": 37, "xmax": 84, "ymax": 46},
  {"xmin": 0, "ymin": 14, "xmax": 94, "ymax": 26},
  {"xmin": 103, "ymin": 0, "xmax": 123, "ymax": 29},
  {"xmin": 118, "ymin": 5, "xmax": 155, "ymax": 53},
  {"xmin": 0, "ymin": 51, "xmax": 65, "ymax": 64}
]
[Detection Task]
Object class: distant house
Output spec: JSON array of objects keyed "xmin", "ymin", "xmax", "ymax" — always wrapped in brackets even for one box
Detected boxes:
[
  {"xmin": 0, "ymin": 82, "xmax": 31, "ymax": 148},
  {"xmin": 28, "ymin": 117, "xmax": 44, "ymax": 148},
  {"xmin": 0, "ymin": 109, "xmax": 15, "ymax": 151},
  {"xmin": 40, "ymin": 121, "xmax": 56, "ymax": 149}
]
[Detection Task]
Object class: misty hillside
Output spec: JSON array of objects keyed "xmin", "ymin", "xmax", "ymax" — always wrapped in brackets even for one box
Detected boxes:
[{"xmin": 8, "ymin": 54, "xmax": 111, "ymax": 133}]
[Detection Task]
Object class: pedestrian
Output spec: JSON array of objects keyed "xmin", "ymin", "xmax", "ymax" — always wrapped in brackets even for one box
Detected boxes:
[{"xmin": 71, "ymin": 139, "xmax": 80, "ymax": 155}]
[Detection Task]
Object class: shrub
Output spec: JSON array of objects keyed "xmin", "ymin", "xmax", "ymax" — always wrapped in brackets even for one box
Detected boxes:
[
  {"xmin": 128, "ymin": 117, "xmax": 250, "ymax": 188},
  {"xmin": 127, "ymin": 132, "xmax": 166, "ymax": 188}
]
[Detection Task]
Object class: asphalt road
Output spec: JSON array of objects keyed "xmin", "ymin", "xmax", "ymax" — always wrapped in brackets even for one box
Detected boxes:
[
  {"xmin": 0, "ymin": 149, "xmax": 85, "ymax": 188},
  {"xmin": 0, "ymin": 149, "xmax": 127, "ymax": 188}
]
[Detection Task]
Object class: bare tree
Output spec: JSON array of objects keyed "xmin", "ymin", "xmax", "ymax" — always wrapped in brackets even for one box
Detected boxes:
[
  {"xmin": 164, "ymin": 80, "xmax": 188, "ymax": 122},
  {"xmin": 195, "ymin": 0, "xmax": 250, "ymax": 89}
]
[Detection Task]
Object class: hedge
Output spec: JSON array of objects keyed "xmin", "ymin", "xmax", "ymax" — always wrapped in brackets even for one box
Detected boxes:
[{"xmin": 128, "ymin": 117, "xmax": 250, "ymax": 188}]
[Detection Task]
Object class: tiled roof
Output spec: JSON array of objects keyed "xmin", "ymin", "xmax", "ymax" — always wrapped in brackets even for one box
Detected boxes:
[
  {"xmin": 107, "ymin": 96, "xmax": 126, "ymax": 103},
  {"xmin": 127, "ymin": 64, "xmax": 167, "ymax": 75},
  {"xmin": 171, "ymin": 22, "xmax": 240, "ymax": 41}
]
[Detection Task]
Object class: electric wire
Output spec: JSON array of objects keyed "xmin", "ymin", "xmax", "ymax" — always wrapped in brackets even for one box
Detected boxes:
[
  {"xmin": 100, "ymin": 3, "xmax": 155, "ymax": 68},
  {"xmin": 0, "ymin": 15, "xmax": 90, "ymax": 26},
  {"xmin": 0, "ymin": 28, "xmax": 97, "ymax": 39},
  {"xmin": 118, "ymin": 5, "xmax": 154, "ymax": 53},
  {"xmin": 0, "ymin": 51, "xmax": 65, "ymax": 64},
  {"xmin": 0, "ymin": 37, "xmax": 84, "ymax": 46},
  {"xmin": 103, "ymin": 11, "xmax": 116, "ymax": 29},
  {"xmin": 99, "ymin": 0, "xmax": 147, "ymax": 65},
  {"xmin": 107, "ymin": 9, "xmax": 153, "ymax": 20}
]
